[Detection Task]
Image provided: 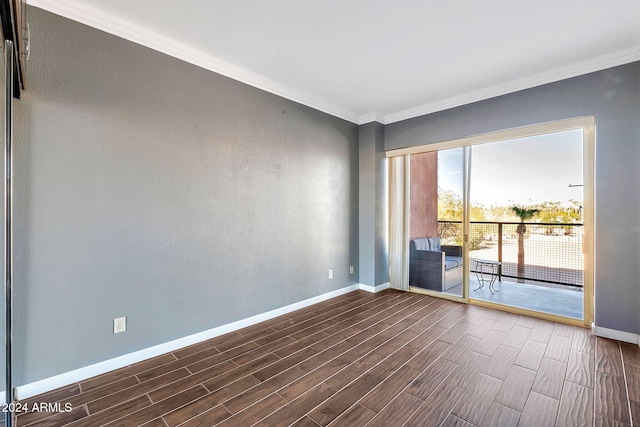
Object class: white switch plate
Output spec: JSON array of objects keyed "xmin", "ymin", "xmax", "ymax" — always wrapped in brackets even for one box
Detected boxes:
[
  {"xmin": 328, "ymin": 269, "xmax": 334, "ymax": 279},
  {"xmin": 349, "ymin": 265, "xmax": 354, "ymax": 274},
  {"xmin": 113, "ymin": 317, "xmax": 126, "ymax": 334}
]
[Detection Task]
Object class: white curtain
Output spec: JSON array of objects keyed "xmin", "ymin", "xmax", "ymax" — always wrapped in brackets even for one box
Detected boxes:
[{"xmin": 388, "ymin": 155, "xmax": 409, "ymax": 291}]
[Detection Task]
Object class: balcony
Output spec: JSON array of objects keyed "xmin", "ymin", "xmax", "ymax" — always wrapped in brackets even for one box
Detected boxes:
[{"xmin": 438, "ymin": 220, "xmax": 584, "ymax": 319}]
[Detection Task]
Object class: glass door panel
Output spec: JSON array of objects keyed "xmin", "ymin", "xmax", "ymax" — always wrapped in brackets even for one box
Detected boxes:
[
  {"xmin": 408, "ymin": 148, "xmax": 465, "ymax": 298},
  {"xmin": 468, "ymin": 130, "xmax": 585, "ymax": 321}
]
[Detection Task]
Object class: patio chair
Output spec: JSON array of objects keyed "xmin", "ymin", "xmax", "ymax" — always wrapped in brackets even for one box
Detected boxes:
[{"xmin": 409, "ymin": 237, "xmax": 463, "ymax": 291}]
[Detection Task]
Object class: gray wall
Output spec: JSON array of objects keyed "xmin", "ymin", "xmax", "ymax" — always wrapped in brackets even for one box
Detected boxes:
[
  {"xmin": 358, "ymin": 122, "xmax": 388, "ymax": 286},
  {"xmin": 14, "ymin": 7, "xmax": 359, "ymax": 385},
  {"xmin": 386, "ymin": 62, "xmax": 640, "ymax": 335}
]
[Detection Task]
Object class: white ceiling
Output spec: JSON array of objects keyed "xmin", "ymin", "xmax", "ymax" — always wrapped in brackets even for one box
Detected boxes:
[{"xmin": 28, "ymin": 0, "xmax": 640, "ymax": 124}]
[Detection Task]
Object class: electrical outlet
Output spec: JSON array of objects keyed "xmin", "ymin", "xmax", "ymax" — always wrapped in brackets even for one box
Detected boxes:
[
  {"xmin": 113, "ymin": 317, "xmax": 126, "ymax": 334},
  {"xmin": 349, "ymin": 265, "xmax": 354, "ymax": 274},
  {"xmin": 328, "ymin": 269, "xmax": 334, "ymax": 279}
]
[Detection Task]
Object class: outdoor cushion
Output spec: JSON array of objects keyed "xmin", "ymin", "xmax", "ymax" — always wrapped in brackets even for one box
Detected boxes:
[
  {"xmin": 411, "ymin": 238, "xmax": 430, "ymax": 251},
  {"xmin": 411, "ymin": 237, "xmax": 442, "ymax": 251},
  {"xmin": 444, "ymin": 256, "xmax": 462, "ymax": 270},
  {"xmin": 428, "ymin": 237, "xmax": 441, "ymax": 252}
]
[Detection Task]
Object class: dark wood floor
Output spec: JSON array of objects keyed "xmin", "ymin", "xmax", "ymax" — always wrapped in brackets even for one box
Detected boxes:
[{"xmin": 14, "ymin": 290, "xmax": 640, "ymax": 426}]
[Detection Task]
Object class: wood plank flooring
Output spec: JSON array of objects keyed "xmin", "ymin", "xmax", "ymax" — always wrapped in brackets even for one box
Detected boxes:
[{"xmin": 14, "ymin": 290, "xmax": 640, "ymax": 426}]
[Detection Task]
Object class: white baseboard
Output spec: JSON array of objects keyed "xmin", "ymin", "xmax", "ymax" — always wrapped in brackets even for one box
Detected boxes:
[
  {"xmin": 16, "ymin": 283, "xmax": 365, "ymax": 400},
  {"xmin": 592, "ymin": 324, "xmax": 640, "ymax": 347},
  {"xmin": 358, "ymin": 282, "xmax": 390, "ymax": 293}
]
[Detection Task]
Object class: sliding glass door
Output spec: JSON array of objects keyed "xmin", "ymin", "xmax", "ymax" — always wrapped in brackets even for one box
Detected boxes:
[{"xmin": 388, "ymin": 117, "xmax": 594, "ymax": 326}]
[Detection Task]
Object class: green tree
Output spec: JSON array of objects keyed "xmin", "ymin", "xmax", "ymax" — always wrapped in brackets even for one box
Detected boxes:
[
  {"xmin": 470, "ymin": 203, "xmax": 487, "ymax": 222},
  {"xmin": 510, "ymin": 205, "xmax": 540, "ymax": 282},
  {"xmin": 437, "ymin": 189, "xmax": 462, "ymax": 221},
  {"xmin": 437, "ymin": 189, "xmax": 463, "ymax": 244},
  {"xmin": 535, "ymin": 200, "xmax": 582, "ymax": 236}
]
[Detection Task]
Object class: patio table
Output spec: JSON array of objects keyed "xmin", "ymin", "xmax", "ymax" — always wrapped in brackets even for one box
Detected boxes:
[{"xmin": 474, "ymin": 259, "xmax": 501, "ymax": 294}]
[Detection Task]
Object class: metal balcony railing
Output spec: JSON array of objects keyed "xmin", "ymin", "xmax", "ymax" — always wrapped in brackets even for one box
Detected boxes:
[{"xmin": 438, "ymin": 220, "xmax": 584, "ymax": 287}]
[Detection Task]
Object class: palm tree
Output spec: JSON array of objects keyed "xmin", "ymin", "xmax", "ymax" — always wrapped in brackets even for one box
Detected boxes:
[{"xmin": 510, "ymin": 205, "xmax": 540, "ymax": 282}]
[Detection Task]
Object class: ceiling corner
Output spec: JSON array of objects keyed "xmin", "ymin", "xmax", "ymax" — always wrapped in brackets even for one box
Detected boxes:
[{"xmin": 357, "ymin": 112, "xmax": 386, "ymax": 126}]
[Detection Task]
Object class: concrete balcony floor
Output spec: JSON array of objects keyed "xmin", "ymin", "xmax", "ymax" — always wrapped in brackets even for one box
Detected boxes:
[{"xmin": 444, "ymin": 277, "xmax": 583, "ymax": 320}]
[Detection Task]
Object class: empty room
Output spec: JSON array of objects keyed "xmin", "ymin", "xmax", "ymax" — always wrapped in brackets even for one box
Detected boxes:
[{"xmin": 0, "ymin": 1, "xmax": 639, "ymax": 426}]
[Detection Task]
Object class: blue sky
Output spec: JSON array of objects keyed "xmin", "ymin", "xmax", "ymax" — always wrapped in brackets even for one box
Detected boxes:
[{"xmin": 438, "ymin": 129, "xmax": 583, "ymax": 206}]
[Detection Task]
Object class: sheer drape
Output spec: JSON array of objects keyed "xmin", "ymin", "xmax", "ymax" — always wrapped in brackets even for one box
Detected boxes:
[{"xmin": 388, "ymin": 155, "xmax": 409, "ymax": 291}]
